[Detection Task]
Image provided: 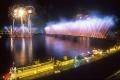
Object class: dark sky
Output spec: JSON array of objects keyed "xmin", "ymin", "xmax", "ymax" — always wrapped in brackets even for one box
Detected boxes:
[{"xmin": 0, "ymin": 0, "xmax": 120, "ymax": 28}]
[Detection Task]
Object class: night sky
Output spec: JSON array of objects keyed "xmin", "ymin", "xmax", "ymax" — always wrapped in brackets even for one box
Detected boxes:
[{"xmin": 0, "ymin": 0, "xmax": 120, "ymax": 28}]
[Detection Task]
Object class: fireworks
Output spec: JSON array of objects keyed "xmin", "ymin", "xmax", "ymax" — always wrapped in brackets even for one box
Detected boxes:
[
  {"xmin": 8, "ymin": 5, "xmax": 35, "ymax": 37},
  {"xmin": 45, "ymin": 15, "xmax": 115, "ymax": 38},
  {"xmin": 4, "ymin": 26, "xmax": 37, "ymax": 37}
]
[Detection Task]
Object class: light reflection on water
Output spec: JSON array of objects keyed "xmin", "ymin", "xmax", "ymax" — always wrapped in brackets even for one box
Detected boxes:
[
  {"xmin": 45, "ymin": 36, "xmax": 91, "ymax": 58},
  {"xmin": 10, "ymin": 38, "xmax": 33, "ymax": 66},
  {"xmin": 7, "ymin": 36, "xmax": 115, "ymax": 67}
]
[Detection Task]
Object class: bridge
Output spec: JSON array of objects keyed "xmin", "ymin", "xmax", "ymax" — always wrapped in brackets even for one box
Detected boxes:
[{"xmin": 45, "ymin": 16, "xmax": 114, "ymax": 39}]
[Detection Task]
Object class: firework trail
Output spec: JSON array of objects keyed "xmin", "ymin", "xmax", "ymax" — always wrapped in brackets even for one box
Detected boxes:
[{"xmin": 45, "ymin": 15, "xmax": 115, "ymax": 38}]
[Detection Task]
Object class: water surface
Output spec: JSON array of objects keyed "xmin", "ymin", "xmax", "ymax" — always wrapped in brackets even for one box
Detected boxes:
[{"xmin": 0, "ymin": 35, "xmax": 116, "ymax": 76}]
